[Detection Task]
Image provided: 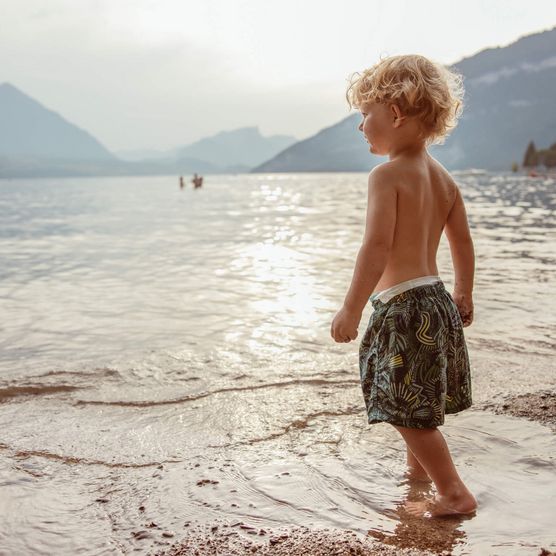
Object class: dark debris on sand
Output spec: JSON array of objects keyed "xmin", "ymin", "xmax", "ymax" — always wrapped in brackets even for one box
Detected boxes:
[
  {"xmin": 153, "ymin": 521, "xmax": 435, "ymax": 556},
  {"xmin": 483, "ymin": 390, "xmax": 556, "ymax": 431}
]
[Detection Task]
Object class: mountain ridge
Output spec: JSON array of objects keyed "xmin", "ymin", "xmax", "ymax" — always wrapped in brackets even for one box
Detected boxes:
[
  {"xmin": 2, "ymin": 25, "xmax": 555, "ymax": 177},
  {"xmin": 253, "ymin": 25, "xmax": 556, "ymax": 173},
  {"xmin": 0, "ymin": 82, "xmax": 115, "ymax": 161}
]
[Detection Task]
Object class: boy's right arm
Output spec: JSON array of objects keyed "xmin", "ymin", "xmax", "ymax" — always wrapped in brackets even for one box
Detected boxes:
[{"xmin": 444, "ymin": 185, "xmax": 475, "ymax": 327}]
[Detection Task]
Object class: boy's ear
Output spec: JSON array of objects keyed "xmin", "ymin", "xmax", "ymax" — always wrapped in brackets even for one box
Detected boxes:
[{"xmin": 391, "ymin": 104, "xmax": 406, "ymax": 126}]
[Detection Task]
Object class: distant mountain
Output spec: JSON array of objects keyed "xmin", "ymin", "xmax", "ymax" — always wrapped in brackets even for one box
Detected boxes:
[
  {"xmin": 0, "ymin": 83, "xmax": 115, "ymax": 161},
  {"xmin": 117, "ymin": 127, "xmax": 297, "ymax": 173},
  {"xmin": 437, "ymin": 25, "xmax": 556, "ymax": 170},
  {"xmin": 115, "ymin": 148, "xmax": 170, "ymax": 161},
  {"xmin": 253, "ymin": 26, "xmax": 556, "ymax": 172},
  {"xmin": 0, "ymin": 82, "xmax": 298, "ymax": 177},
  {"xmin": 251, "ymin": 114, "xmax": 380, "ymax": 172},
  {"xmin": 174, "ymin": 126, "xmax": 297, "ymax": 168},
  {"xmin": 0, "ymin": 84, "xmax": 295, "ymax": 177}
]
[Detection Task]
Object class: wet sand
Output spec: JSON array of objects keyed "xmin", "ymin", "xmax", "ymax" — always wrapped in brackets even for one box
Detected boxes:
[
  {"xmin": 155, "ymin": 494, "xmax": 555, "ymax": 556},
  {"xmin": 153, "ymin": 520, "xmax": 435, "ymax": 556},
  {"xmin": 482, "ymin": 390, "xmax": 556, "ymax": 431}
]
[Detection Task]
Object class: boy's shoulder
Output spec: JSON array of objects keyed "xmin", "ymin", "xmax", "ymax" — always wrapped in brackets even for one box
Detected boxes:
[
  {"xmin": 368, "ymin": 160, "xmax": 398, "ymax": 178},
  {"xmin": 368, "ymin": 159, "xmax": 419, "ymax": 183},
  {"xmin": 369, "ymin": 157, "xmax": 459, "ymax": 193},
  {"xmin": 370, "ymin": 154, "xmax": 448, "ymax": 175},
  {"xmin": 366, "ymin": 161, "xmax": 400, "ymax": 189}
]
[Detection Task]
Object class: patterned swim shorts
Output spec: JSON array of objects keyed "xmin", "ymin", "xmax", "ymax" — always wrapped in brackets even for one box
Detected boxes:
[{"xmin": 358, "ymin": 280, "xmax": 472, "ymax": 429}]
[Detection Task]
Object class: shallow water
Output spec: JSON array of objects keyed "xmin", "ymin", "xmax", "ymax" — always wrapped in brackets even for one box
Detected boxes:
[{"xmin": 0, "ymin": 172, "xmax": 555, "ymax": 555}]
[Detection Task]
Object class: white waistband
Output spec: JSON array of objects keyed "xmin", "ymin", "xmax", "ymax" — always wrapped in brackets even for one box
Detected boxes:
[{"xmin": 370, "ymin": 275, "xmax": 441, "ymax": 303}]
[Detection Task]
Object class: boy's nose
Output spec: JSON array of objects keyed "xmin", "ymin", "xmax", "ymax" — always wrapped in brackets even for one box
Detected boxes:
[{"xmin": 358, "ymin": 122, "xmax": 363, "ymax": 131}]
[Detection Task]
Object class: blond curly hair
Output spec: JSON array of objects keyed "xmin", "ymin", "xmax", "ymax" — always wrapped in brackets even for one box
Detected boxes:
[{"xmin": 346, "ymin": 54, "xmax": 465, "ymax": 146}]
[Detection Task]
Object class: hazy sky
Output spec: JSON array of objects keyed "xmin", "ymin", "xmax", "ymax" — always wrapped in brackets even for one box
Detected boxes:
[{"xmin": 1, "ymin": 0, "xmax": 555, "ymax": 152}]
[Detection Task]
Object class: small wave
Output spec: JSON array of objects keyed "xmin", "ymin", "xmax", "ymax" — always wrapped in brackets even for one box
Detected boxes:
[
  {"xmin": 10, "ymin": 447, "xmax": 181, "ymax": 468},
  {"xmin": 30, "ymin": 367, "xmax": 121, "ymax": 379},
  {"xmin": 243, "ymin": 405, "xmax": 363, "ymax": 447},
  {"xmin": 73, "ymin": 378, "xmax": 359, "ymax": 408},
  {"xmin": 0, "ymin": 384, "xmax": 82, "ymax": 402}
]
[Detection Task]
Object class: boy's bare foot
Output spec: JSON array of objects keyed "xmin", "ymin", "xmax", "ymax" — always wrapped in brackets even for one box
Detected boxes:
[{"xmin": 405, "ymin": 492, "xmax": 477, "ymax": 518}]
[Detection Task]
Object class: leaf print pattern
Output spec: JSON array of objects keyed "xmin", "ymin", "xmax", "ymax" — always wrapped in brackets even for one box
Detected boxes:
[{"xmin": 359, "ymin": 281, "xmax": 472, "ymax": 429}]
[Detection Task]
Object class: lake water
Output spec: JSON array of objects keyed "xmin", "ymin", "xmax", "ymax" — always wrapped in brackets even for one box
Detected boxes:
[{"xmin": 0, "ymin": 172, "xmax": 555, "ymax": 555}]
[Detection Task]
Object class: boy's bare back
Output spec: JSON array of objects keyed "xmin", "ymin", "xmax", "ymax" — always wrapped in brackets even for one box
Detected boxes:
[{"xmin": 370, "ymin": 154, "xmax": 470, "ymax": 295}]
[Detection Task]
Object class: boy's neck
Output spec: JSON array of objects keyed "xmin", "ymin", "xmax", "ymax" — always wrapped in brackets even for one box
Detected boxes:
[{"xmin": 388, "ymin": 141, "xmax": 428, "ymax": 162}]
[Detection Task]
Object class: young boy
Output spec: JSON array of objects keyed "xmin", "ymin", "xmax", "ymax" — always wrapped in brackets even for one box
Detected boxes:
[{"xmin": 330, "ymin": 54, "xmax": 477, "ymax": 517}]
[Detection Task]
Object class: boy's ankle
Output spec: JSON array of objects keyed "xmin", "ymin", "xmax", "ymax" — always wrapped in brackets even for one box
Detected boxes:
[
  {"xmin": 438, "ymin": 481, "xmax": 470, "ymax": 499},
  {"xmin": 446, "ymin": 489, "xmax": 471, "ymax": 501}
]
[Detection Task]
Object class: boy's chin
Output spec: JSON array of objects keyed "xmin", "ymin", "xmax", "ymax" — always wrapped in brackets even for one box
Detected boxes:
[{"xmin": 369, "ymin": 144, "xmax": 386, "ymax": 156}]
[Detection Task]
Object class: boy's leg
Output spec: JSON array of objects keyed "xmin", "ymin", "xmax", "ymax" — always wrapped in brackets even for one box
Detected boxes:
[
  {"xmin": 406, "ymin": 446, "xmax": 431, "ymax": 482},
  {"xmin": 394, "ymin": 425, "xmax": 477, "ymax": 517}
]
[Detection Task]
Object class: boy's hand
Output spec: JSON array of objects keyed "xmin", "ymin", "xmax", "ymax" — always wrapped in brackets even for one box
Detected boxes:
[
  {"xmin": 452, "ymin": 291, "xmax": 474, "ymax": 327},
  {"xmin": 331, "ymin": 306, "xmax": 361, "ymax": 343}
]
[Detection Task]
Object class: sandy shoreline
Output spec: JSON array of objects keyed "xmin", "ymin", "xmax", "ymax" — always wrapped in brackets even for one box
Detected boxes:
[
  {"xmin": 480, "ymin": 390, "xmax": 556, "ymax": 432},
  {"xmin": 155, "ymin": 397, "xmax": 556, "ymax": 556}
]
